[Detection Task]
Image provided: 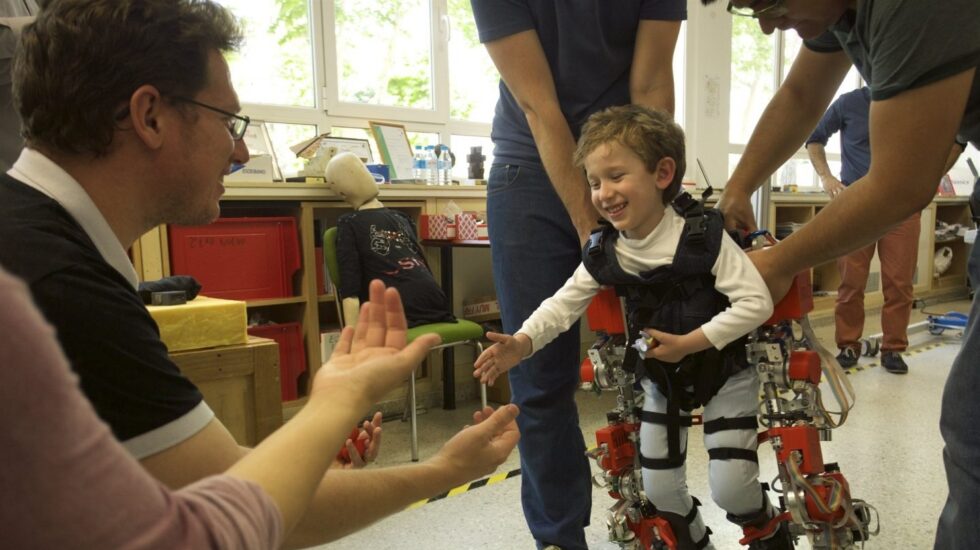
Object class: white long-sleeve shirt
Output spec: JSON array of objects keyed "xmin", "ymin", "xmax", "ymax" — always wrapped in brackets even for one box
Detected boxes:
[{"xmin": 517, "ymin": 208, "xmax": 774, "ymax": 356}]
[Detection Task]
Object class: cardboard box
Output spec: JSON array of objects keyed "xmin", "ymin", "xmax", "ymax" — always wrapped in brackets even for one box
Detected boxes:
[
  {"xmin": 455, "ymin": 213, "xmax": 479, "ymax": 240},
  {"xmin": 419, "ymin": 214, "xmax": 456, "ymax": 240},
  {"xmin": 463, "ymin": 296, "xmax": 499, "ymax": 321}
]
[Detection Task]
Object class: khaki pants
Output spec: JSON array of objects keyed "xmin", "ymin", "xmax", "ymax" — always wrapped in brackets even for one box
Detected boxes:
[{"xmin": 835, "ymin": 211, "xmax": 921, "ymax": 353}]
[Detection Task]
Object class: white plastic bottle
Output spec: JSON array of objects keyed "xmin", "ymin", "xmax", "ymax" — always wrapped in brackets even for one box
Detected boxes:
[
  {"xmin": 425, "ymin": 145, "xmax": 438, "ymax": 185},
  {"xmin": 438, "ymin": 146, "xmax": 452, "ymax": 185},
  {"xmin": 413, "ymin": 145, "xmax": 424, "ymax": 181}
]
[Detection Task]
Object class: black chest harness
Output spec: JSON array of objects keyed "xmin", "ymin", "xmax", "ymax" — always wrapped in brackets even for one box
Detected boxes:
[{"xmin": 582, "ymin": 190, "xmax": 750, "ymax": 464}]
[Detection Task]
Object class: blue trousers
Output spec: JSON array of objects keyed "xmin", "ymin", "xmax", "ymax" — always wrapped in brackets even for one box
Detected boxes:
[
  {"xmin": 935, "ymin": 240, "xmax": 980, "ymax": 548},
  {"xmin": 487, "ymin": 164, "xmax": 592, "ymax": 550}
]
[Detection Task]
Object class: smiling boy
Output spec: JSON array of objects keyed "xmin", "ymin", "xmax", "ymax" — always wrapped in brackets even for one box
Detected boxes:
[{"xmin": 473, "ymin": 105, "xmax": 788, "ymax": 549}]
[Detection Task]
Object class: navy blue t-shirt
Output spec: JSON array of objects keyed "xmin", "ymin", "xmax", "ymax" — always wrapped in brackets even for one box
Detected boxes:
[
  {"xmin": 806, "ymin": 87, "xmax": 871, "ymax": 186},
  {"xmin": 471, "ymin": 0, "xmax": 686, "ymax": 169}
]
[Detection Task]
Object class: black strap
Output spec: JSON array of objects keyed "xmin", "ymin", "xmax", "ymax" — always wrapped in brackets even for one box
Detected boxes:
[
  {"xmin": 695, "ymin": 529, "xmax": 712, "ymax": 550},
  {"xmin": 685, "ymin": 496, "xmax": 702, "ymax": 523},
  {"xmin": 642, "ymin": 410, "xmax": 697, "ymax": 427},
  {"xmin": 703, "ymin": 415, "xmax": 759, "ymax": 434},
  {"xmin": 640, "ymin": 450, "xmax": 687, "ymax": 470},
  {"xmin": 707, "ymin": 447, "xmax": 759, "ymax": 463}
]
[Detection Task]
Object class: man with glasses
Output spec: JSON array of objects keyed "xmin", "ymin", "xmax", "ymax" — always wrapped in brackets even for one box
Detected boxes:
[
  {"xmin": 700, "ymin": 0, "xmax": 980, "ymax": 548},
  {"xmin": 0, "ymin": 1, "xmax": 520, "ymax": 547}
]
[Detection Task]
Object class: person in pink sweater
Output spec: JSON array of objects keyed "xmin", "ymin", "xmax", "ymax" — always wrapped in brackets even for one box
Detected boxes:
[{"xmin": 0, "ymin": 269, "xmax": 520, "ymax": 548}]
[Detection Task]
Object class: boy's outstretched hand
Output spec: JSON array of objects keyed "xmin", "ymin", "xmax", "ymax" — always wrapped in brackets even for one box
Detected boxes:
[{"xmin": 473, "ymin": 332, "xmax": 531, "ymax": 385}]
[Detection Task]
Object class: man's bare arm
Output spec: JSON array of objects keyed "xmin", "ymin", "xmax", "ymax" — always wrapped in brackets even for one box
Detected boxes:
[
  {"xmin": 719, "ymin": 47, "xmax": 852, "ymax": 231},
  {"xmin": 630, "ymin": 19, "xmax": 682, "ymax": 115},
  {"xmin": 483, "ymin": 30, "xmax": 596, "ymax": 244},
  {"xmin": 754, "ymin": 68, "xmax": 976, "ymax": 301},
  {"xmin": 141, "ymin": 398, "xmax": 520, "ymax": 548},
  {"xmin": 944, "ymin": 141, "xmax": 966, "ymax": 174},
  {"xmin": 806, "ymin": 142, "xmax": 844, "ymax": 198}
]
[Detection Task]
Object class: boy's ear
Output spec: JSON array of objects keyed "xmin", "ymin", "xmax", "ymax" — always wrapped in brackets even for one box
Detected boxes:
[{"xmin": 654, "ymin": 157, "xmax": 676, "ymax": 190}]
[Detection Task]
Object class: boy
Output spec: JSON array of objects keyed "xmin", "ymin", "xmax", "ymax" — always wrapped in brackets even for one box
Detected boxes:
[{"xmin": 474, "ymin": 105, "xmax": 790, "ymax": 549}]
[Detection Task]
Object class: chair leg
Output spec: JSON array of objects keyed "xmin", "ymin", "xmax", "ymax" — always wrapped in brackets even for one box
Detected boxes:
[
  {"xmin": 409, "ymin": 371, "xmax": 419, "ymax": 462},
  {"xmin": 473, "ymin": 340, "xmax": 487, "ymax": 409}
]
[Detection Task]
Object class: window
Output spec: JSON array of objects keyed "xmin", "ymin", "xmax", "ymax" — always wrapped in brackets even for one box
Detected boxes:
[
  {"xmin": 729, "ymin": 22, "xmax": 863, "ymax": 188},
  {"xmin": 448, "ymin": 0, "xmax": 498, "ymax": 123},
  {"xmin": 333, "ymin": 0, "xmax": 434, "ymax": 111},
  {"xmin": 219, "ymin": 1, "xmax": 688, "ymax": 182},
  {"xmin": 729, "ymin": 17, "xmax": 775, "ymax": 145},
  {"xmin": 219, "ymin": 0, "xmax": 316, "ymax": 108}
]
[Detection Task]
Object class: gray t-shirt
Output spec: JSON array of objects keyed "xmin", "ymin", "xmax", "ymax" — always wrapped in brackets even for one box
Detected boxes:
[{"xmin": 804, "ymin": 0, "xmax": 980, "ymax": 147}]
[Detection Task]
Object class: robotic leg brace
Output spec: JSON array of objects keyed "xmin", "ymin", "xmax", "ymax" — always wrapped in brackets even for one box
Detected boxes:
[{"xmin": 582, "ymin": 270, "xmax": 879, "ymax": 549}]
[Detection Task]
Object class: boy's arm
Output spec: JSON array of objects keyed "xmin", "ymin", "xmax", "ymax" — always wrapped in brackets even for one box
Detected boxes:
[
  {"xmin": 513, "ymin": 263, "xmax": 602, "ymax": 354},
  {"xmin": 700, "ymin": 234, "xmax": 775, "ymax": 349}
]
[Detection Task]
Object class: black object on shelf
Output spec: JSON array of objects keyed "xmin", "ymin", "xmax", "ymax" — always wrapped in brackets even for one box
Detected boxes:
[{"xmin": 467, "ymin": 146, "xmax": 486, "ymax": 180}]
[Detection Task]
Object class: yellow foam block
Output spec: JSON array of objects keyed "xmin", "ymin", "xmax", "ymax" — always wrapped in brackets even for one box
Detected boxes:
[{"xmin": 147, "ymin": 296, "xmax": 248, "ymax": 352}]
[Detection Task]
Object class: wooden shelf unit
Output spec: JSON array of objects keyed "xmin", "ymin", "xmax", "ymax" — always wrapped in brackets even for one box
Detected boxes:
[{"xmin": 768, "ymin": 193, "xmax": 964, "ymax": 316}]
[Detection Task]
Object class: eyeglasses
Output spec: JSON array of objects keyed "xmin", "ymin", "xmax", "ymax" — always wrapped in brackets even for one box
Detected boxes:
[
  {"xmin": 170, "ymin": 96, "xmax": 250, "ymax": 141},
  {"xmin": 727, "ymin": 0, "xmax": 789, "ymax": 18}
]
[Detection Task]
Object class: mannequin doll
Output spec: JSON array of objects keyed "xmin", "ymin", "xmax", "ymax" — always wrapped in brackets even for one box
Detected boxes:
[{"xmin": 325, "ymin": 152, "xmax": 455, "ymax": 327}]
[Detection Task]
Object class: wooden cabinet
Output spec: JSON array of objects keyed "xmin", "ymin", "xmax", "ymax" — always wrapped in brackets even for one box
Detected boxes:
[
  {"xmin": 766, "ymin": 193, "xmax": 969, "ymax": 316},
  {"xmin": 171, "ymin": 336, "xmax": 282, "ymax": 446},
  {"xmin": 930, "ymin": 199, "xmax": 973, "ymax": 292}
]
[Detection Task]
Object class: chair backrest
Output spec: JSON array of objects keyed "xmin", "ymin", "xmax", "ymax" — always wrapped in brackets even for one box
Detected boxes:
[{"xmin": 323, "ymin": 226, "xmax": 341, "ymax": 293}]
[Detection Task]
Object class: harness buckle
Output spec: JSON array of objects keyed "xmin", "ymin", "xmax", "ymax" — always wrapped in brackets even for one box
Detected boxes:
[{"xmin": 587, "ymin": 227, "xmax": 604, "ymax": 257}]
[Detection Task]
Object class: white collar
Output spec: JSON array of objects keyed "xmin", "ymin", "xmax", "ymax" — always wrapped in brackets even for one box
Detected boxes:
[{"xmin": 8, "ymin": 148, "xmax": 139, "ymax": 289}]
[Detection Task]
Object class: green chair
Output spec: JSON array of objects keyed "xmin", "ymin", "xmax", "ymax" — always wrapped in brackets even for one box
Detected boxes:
[{"xmin": 322, "ymin": 227, "xmax": 488, "ymax": 461}]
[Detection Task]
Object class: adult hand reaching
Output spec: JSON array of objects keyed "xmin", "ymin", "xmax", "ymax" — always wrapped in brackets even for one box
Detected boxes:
[
  {"xmin": 717, "ymin": 190, "xmax": 759, "ymax": 233},
  {"xmin": 431, "ymin": 404, "xmax": 521, "ymax": 485},
  {"xmin": 821, "ymin": 175, "xmax": 845, "ymax": 199},
  {"xmin": 311, "ymin": 279, "xmax": 441, "ymax": 412}
]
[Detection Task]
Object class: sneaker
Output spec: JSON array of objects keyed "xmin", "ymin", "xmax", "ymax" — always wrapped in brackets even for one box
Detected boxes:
[
  {"xmin": 836, "ymin": 347, "xmax": 858, "ymax": 369},
  {"xmin": 881, "ymin": 351, "xmax": 909, "ymax": 374}
]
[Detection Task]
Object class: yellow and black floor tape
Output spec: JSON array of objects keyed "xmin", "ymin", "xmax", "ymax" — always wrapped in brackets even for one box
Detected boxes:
[{"xmin": 407, "ymin": 468, "xmax": 522, "ymax": 510}]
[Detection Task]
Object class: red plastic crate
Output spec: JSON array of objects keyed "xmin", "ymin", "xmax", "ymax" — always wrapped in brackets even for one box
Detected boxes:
[
  {"xmin": 168, "ymin": 217, "xmax": 301, "ymax": 301},
  {"xmin": 247, "ymin": 322, "xmax": 307, "ymax": 401}
]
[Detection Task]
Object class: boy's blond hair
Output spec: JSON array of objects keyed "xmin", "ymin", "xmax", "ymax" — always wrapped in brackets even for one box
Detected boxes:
[{"xmin": 574, "ymin": 105, "xmax": 686, "ymax": 204}]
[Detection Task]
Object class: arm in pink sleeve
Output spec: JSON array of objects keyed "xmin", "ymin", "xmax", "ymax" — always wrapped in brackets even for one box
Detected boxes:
[{"xmin": 0, "ymin": 268, "xmax": 282, "ymax": 549}]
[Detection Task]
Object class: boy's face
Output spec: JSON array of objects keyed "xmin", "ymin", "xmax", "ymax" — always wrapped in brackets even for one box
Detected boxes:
[{"xmin": 584, "ymin": 141, "xmax": 674, "ymax": 240}]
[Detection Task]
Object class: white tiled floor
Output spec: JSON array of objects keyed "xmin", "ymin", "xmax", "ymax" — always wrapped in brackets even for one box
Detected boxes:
[{"xmin": 313, "ymin": 300, "xmax": 971, "ymax": 550}]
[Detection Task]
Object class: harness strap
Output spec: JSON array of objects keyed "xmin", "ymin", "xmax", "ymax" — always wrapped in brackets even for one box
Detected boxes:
[
  {"xmin": 707, "ymin": 447, "xmax": 759, "ymax": 463},
  {"xmin": 703, "ymin": 415, "xmax": 759, "ymax": 434},
  {"xmin": 642, "ymin": 410, "xmax": 697, "ymax": 427},
  {"xmin": 640, "ymin": 450, "xmax": 688, "ymax": 470}
]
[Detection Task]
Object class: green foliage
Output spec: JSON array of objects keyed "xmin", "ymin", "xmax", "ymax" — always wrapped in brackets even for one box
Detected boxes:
[{"xmin": 731, "ymin": 17, "xmax": 774, "ymax": 87}]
